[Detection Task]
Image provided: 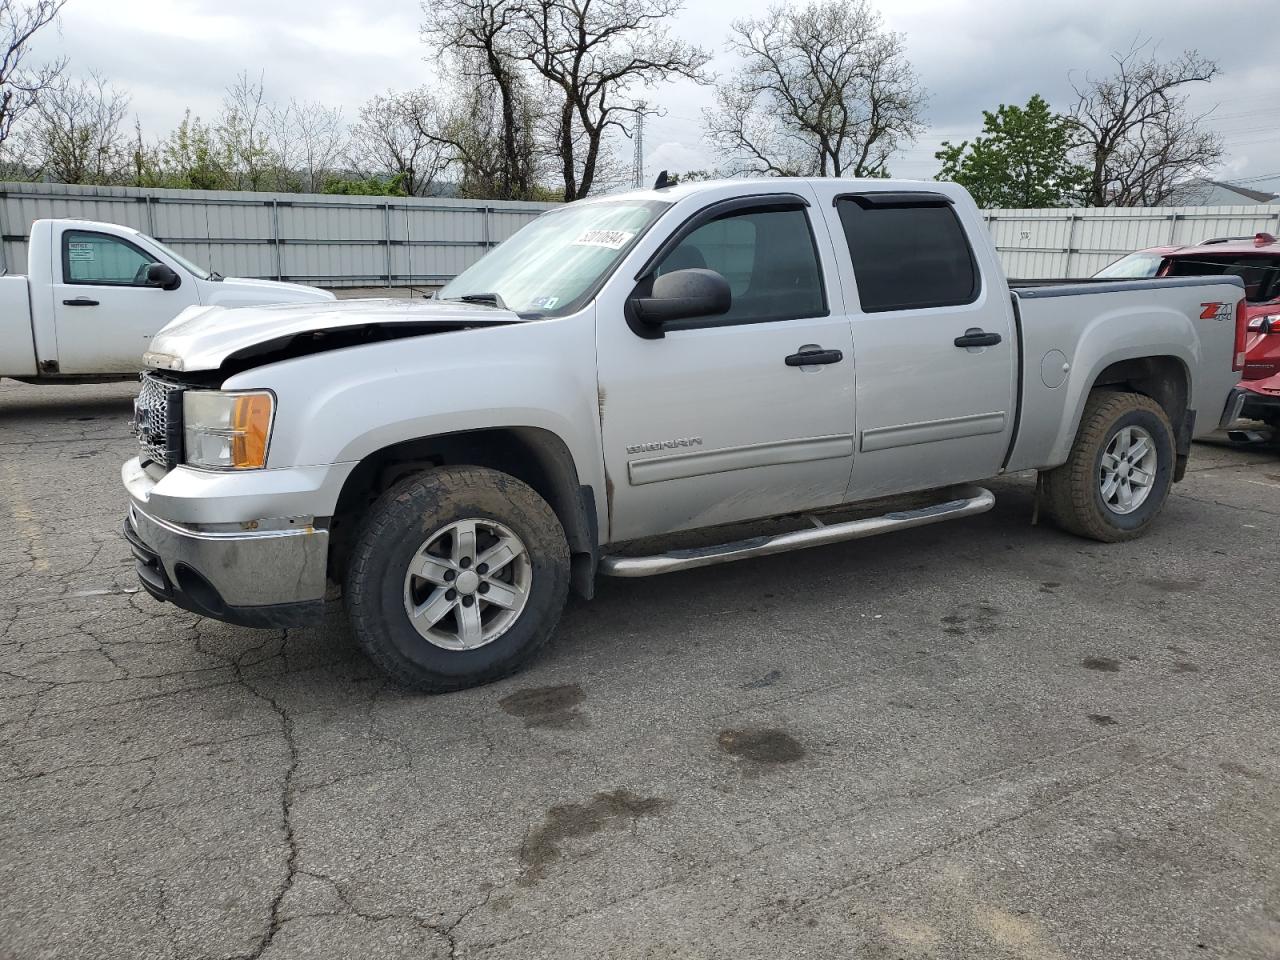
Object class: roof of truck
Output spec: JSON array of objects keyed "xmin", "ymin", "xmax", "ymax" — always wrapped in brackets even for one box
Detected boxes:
[
  {"xmin": 585, "ymin": 176, "xmax": 972, "ymax": 206},
  {"xmin": 1164, "ymin": 233, "xmax": 1280, "ymax": 257}
]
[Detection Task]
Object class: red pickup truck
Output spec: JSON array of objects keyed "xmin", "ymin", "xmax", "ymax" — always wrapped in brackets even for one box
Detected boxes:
[{"xmin": 1097, "ymin": 233, "xmax": 1280, "ymax": 382}]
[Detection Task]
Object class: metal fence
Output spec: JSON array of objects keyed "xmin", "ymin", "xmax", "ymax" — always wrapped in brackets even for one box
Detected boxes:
[
  {"xmin": 4, "ymin": 181, "xmax": 1280, "ymax": 286},
  {"xmin": 0, "ymin": 182, "xmax": 556, "ymax": 287},
  {"xmin": 983, "ymin": 205, "xmax": 1280, "ymax": 279}
]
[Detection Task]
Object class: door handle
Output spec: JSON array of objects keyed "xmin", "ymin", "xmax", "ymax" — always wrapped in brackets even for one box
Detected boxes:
[
  {"xmin": 954, "ymin": 328, "xmax": 1001, "ymax": 348},
  {"xmin": 62, "ymin": 297, "xmax": 99, "ymax": 306},
  {"xmin": 785, "ymin": 347, "xmax": 843, "ymax": 366}
]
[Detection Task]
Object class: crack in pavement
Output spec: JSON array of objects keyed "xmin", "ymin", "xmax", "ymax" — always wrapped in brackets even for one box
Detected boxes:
[{"xmin": 186, "ymin": 629, "xmax": 303, "ymax": 960}]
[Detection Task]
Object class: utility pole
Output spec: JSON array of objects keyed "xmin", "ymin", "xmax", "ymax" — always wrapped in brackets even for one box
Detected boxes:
[{"xmin": 632, "ymin": 102, "xmax": 647, "ymax": 188}]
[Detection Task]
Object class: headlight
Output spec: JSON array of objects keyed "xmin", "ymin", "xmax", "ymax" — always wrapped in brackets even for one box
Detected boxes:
[{"xmin": 183, "ymin": 390, "xmax": 274, "ymax": 470}]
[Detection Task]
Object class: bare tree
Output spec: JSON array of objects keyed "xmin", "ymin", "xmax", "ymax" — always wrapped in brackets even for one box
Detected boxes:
[
  {"xmin": 422, "ymin": 0, "xmax": 539, "ymax": 200},
  {"xmin": 217, "ymin": 71, "xmax": 275, "ymax": 190},
  {"xmin": 510, "ymin": 0, "xmax": 711, "ymax": 200},
  {"xmin": 25, "ymin": 72, "xmax": 131, "ymax": 184},
  {"xmin": 348, "ymin": 88, "xmax": 454, "ymax": 196},
  {"xmin": 271, "ymin": 98, "xmax": 347, "ymax": 193},
  {"xmin": 437, "ymin": 57, "xmax": 547, "ymax": 199},
  {"xmin": 705, "ymin": 0, "xmax": 926, "ymax": 178},
  {"xmin": 1069, "ymin": 42, "xmax": 1223, "ymax": 207},
  {"xmin": 0, "ymin": 0, "xmax": 65, "ymax": 157}
]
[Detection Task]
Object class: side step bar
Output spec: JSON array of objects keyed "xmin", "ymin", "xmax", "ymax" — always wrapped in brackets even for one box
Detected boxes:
[{"xmin": 599, "ymin": 485, "xmax": 995, "ymax": 578}]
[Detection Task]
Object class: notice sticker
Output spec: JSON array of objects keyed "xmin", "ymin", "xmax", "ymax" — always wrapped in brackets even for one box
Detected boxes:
[
  {"xmin": 571, "ymin": 229, "xmax": 635, "ymax": 250},
  {"xmin": 68, "ymin": 242, "xmax": 95, "ymax": 262},
  {"xmin": 529, "ymin": 296, "xmax": 560, "ymax": 310}
]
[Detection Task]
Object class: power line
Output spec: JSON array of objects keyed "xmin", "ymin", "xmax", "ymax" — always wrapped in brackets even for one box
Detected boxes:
[{"xmin": 1225, "ymin": 171, "xmax": 1280, "ymax": 185}]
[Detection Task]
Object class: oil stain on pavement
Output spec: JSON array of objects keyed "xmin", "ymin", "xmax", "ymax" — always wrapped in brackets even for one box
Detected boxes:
[
  {"xmin": 499, "ymin": 683, "xmax": 586, "ymax": 728},
  {"xmin": 518, "ymin": 789, "xmax": 672, "ymax": 885},
  {"xmin": 717, "ymin": 728, "xmax": 806, "ymax": 766}
]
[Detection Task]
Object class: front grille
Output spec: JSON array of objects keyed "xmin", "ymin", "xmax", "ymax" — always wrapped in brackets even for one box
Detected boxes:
[{"xmin": 132, "ymin": 373, "xmax": 185, "ymax": 468}]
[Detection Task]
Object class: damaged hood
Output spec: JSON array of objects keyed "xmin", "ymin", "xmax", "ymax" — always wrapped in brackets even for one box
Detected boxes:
[{"xmin": 144, "ymin": 298, "xmax": 525, "ymax": 373}]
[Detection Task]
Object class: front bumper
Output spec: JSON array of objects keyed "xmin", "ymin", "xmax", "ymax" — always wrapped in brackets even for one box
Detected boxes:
[{"xmin": 122, "ymin": 459, "xmax": 330, "ymax": 628}]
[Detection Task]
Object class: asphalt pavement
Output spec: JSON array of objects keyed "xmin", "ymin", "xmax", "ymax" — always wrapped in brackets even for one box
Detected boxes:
[{"xmin": 2, "ymin": 377, "xmax": 1278, "ymax": 959}]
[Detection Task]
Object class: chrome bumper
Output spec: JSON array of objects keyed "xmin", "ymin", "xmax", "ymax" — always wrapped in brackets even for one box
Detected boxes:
[{"xmin": 123, "ymin": 464, "xmax": 329, "ymax": 628}]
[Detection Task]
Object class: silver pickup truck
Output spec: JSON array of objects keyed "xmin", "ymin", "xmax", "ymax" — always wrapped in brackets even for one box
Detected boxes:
[{"xmin": 121, "ymin": 178, "xmax": 1249, "ymax": 692}]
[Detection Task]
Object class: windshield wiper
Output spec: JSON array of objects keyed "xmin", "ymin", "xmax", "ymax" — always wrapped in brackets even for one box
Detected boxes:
[{"xmin": 443, "ymin": 292, "xmax": 507, "ymax": 309}]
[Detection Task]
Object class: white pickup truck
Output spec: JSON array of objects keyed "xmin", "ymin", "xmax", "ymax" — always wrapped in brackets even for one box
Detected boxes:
[
  {"xmin": 121, "ymin": 178, "xmax": 1249, "ymax": 692},
  {"xmin": 0, "ymin": 218, "xmax": 332, "ymax": 381}
]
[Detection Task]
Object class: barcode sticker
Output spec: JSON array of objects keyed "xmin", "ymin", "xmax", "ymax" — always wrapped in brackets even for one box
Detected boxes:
[{"xmin": 572, "ymin": 229, "xmax": 635, "ymax": 250}]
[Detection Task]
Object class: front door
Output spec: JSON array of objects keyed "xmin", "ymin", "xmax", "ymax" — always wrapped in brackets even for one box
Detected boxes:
[
  {"xmin": 50, "ymin": 226, "xmax": 197, "ymax": 374},
  {"xmin": 811, "ymin": 188, "xmax": 1018, "ymax": 499},
  {"xmin": 596, "ymin": 194, "xmax": 856, "ymax": 543}
]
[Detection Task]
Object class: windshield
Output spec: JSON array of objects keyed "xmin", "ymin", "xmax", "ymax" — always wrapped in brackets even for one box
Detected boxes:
[
  {"xmin": 148, "ymin": 236, "xmax": 212, "ymax": 280},
  {"xmin": 1166, "ymin": 254, "xmax": 1280, "ymax": 303},
  {"xmin": 438, "ymin": 199, "xmax": 670, "ymax": 316},
  {"xmin": 1094, "ymin": 252, "xmax": 1164, "ymax": 279}
]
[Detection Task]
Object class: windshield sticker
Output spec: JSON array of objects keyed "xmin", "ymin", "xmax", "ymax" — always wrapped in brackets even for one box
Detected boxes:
[
  {"xmin": 68, "ymin": 242, "xmax": 96, "ymax": 262},
  {"xmin": 529, "ymin": 296, "xmax": 560, "ymax": 310},
  {"xmin": 572, "ymin": 229, "xmax": 635, "ymax": 250}
]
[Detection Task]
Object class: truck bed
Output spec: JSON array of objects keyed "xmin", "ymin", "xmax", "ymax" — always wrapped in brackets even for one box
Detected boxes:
[
  {"xmin": 0, "ymin": 275, "xmax": 35, "ymax": 377},
  {"xmin": 1004, "ymin": 274, "xmax": 1244, "ymax": 474}
]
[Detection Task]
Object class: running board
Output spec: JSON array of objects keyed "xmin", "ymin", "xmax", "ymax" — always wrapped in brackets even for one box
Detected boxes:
[{"xmin": 599, "ymin": 485, "xmax": 995, "ymax": 578}]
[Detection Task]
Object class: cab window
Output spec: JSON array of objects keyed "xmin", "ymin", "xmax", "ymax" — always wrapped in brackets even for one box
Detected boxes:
[
  {"xmin": 63, "ymin": 230, "xmax": 158, "ymax": 286},
  {"xmin": 836, "ymin": 198, "xmax": 979, "ymax": 312},
  {"xmin": 1166, "ymin": 254, "xmax": 1280, "ymax": 303},
  {"xmin": 655, "ymin": 206, "xmax": 827, "ymax": 325}
]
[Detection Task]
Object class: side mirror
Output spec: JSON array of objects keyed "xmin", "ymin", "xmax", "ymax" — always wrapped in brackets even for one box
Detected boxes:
[
  {"xmin": 632, "ymin": 268, "xmax": 731, "ymax": 326},
  {"xmin": 146, "ymin": 262, "xmax": 180, "ymax": 290}
]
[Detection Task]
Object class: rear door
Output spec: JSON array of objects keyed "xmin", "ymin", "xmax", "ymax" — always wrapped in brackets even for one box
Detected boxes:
[
  {"xmin": 50, "ymin": 226, "xmax": 198, "ymax": 374},
  {"xmin": 810, "ymin": 186, "xmax": 1017, "ymax": 499}
]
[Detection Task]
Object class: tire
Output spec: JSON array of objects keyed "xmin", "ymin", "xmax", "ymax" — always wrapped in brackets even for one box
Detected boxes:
[
  {"xmin": 1042, "ymin": 390, "xmax": 1175, "ymax": 543},
  {"xmin": 344, "ymin": 466, "xmax": 570, "ymax": 693}
]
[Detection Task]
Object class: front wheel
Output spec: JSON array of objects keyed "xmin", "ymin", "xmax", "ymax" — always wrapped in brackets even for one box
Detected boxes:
[
  {"xmin": 1042, "ymin": 390, "xmax": 1175, "ymax": 543},
  {"xmin": 344, "ymin": 466, "xmax": 570, "ymax": 692}
]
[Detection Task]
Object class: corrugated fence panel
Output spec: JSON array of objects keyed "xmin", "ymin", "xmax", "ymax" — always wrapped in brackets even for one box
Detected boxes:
[
  {"xmin": 6, "ymin": 182, "xmax": 1279, "ymax": 286},
  {"xmin": 983, "ymin": 204, "xmax": 1280, "ymax": 279},
  {"xmin": 0, "ymin": 182, "xmax": 556, "ymax": 286}
]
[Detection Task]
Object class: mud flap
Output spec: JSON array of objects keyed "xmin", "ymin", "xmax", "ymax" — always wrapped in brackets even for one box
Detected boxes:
[{"xmin": 1174, "ymin": 408, "xmax": 1196, "ymax": 483}]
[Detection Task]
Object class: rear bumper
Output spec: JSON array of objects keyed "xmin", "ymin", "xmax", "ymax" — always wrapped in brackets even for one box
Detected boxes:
[
  {"xmin": 1240, "ymin": 388, "xmax": 1280, "ymax": 423},
  {"xmin": 1220, "ymin": 388, "xmax": 1249, "ymax": 429},
  {"xmin": 122, "ymin": 458, "xmax": 329, "ymax": 628}
]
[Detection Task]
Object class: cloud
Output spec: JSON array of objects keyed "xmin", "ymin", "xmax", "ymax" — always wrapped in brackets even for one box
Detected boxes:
[{"xmin": 23, "ymin": 0, "xmax": 1280, "ymax": 186}]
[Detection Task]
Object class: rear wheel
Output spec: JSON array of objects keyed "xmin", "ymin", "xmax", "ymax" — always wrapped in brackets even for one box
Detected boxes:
[
  {"xmin": 345, "ymin": 466, "xmax": 570, "ymax": 692},
  {"xmin": 1042, "ymin": 390, "xmax": 1175, "ymax": 542}
]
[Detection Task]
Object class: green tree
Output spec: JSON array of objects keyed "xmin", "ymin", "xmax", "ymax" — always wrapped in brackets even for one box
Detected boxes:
[
  {"xmin": 158, "ymin": 111, "xmax": 231, "ymax": 190},
  {"xmin": 935, "ymin": 94, "xmax": 1087, "ymax": 208},
  {"xmin": 322, "ymin": 172, "xmax": 411, "ymax": 196}
]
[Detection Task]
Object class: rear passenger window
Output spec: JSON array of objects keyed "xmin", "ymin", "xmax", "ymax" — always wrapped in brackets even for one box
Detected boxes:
[
  {"xmin": 835, "ymin": 198, "xmax": 979, "ymax": 312},
  {"xmin": 655, "ymin": 206, "xmax": 826, "ymax": 325}
]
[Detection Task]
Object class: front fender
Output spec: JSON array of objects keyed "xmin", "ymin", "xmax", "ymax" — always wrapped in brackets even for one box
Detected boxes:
[{"xmin": 221, "ymin": 312, "xmax": 606, "ymax": 517}]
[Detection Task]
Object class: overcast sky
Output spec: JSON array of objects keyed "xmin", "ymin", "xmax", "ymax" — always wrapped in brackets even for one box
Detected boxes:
[{"xmin": 27, "ymin": 0, "xmax": 1280, "ymax": 191}]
